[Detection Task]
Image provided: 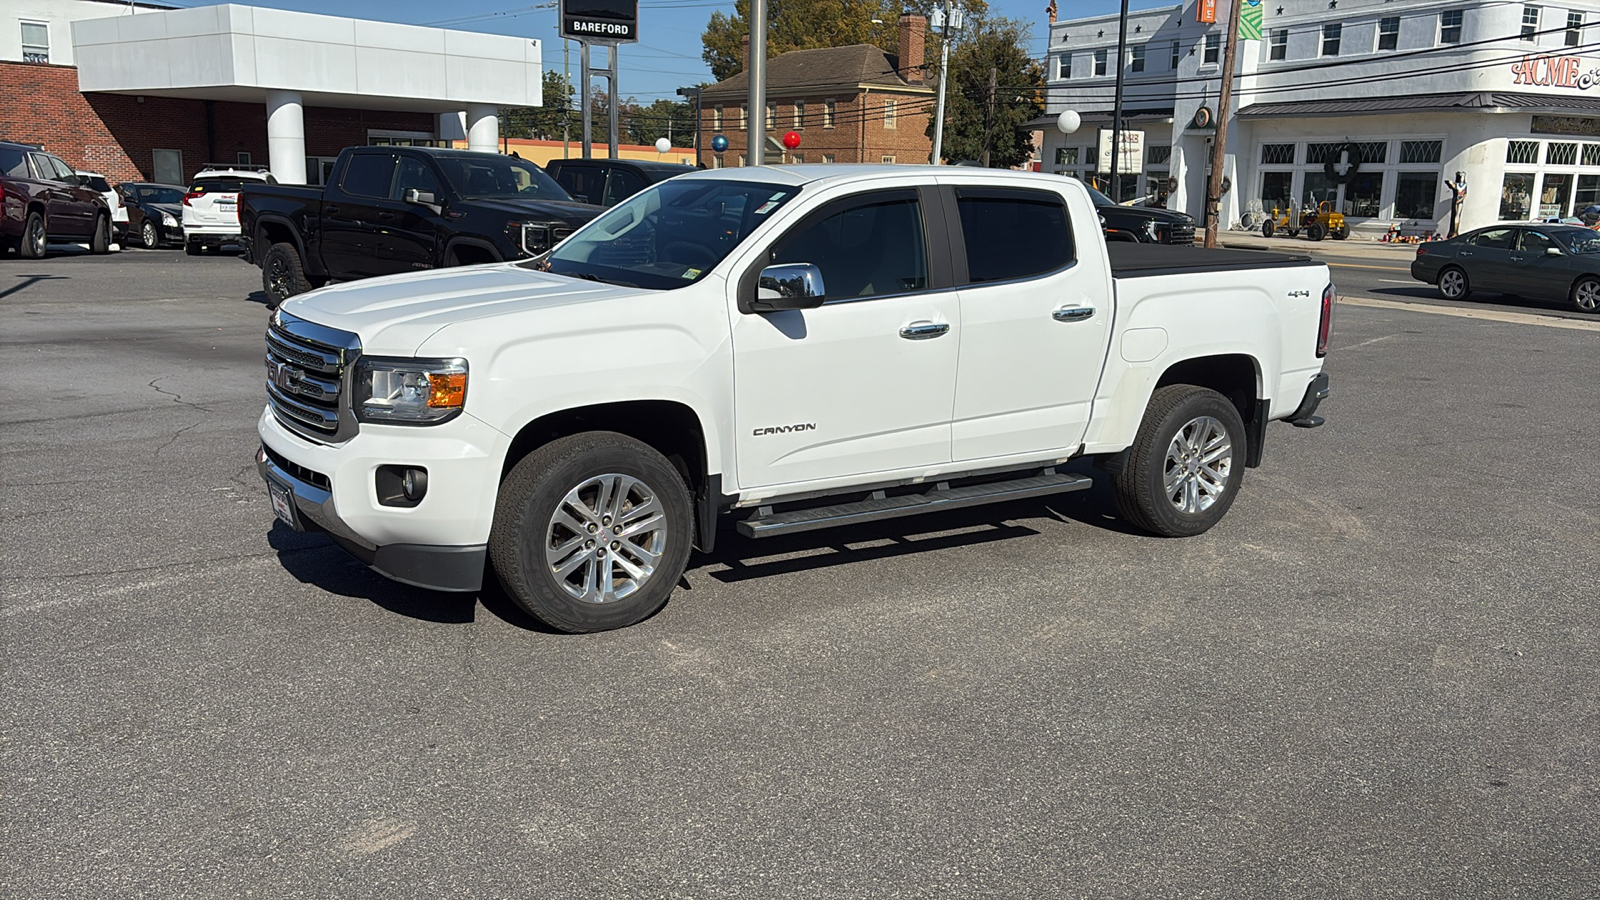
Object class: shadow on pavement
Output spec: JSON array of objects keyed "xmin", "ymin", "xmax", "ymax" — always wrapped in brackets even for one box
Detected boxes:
[{"xmin": 1, "ymin": 274, "xmax": 71, "ymax": 300}]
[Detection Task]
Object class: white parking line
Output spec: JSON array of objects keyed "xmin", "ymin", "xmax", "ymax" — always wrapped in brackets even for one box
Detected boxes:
[{"xmin": 1339, "ymin": 296, "xmax": 1600, "ymax": 332}]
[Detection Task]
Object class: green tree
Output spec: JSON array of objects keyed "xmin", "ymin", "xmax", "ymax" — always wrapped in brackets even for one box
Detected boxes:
[
  {"xmin": 929, "ymin": 16, "xmax": 1042, "ymax": 168},
  {"xmin": 627, "ymin": 98, "xmax": 696, "ymax": 147},
  {"xmin": 500, "ymin": 71, "xmax": 577, "ymax": 142},
  {"xmin": 702, "ymin": 0, "xmax": 987, "ymax": 82}
]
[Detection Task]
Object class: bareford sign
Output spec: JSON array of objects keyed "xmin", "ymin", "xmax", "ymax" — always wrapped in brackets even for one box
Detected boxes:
[{"xmin": 561, "ymin": 0, "xmax": 639, "ymax": 42}]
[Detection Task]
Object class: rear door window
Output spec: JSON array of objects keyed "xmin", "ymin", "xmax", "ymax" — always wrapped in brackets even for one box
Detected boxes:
[
  {"xmin": 555, "ymin": 165, "xmax": 602, "ymax": 204},
  {"xmin": 954, "ymin": 189, "xmax": 1074, "ymax": 283},
  {"xmin": 1469, "ymin": 228, "xmax": 1515, "ymax": 249},
  {"xmin": 0, "ymin": 147, "xmax": 30, "ymax": 177},
  {"xmin": 340, "ymin": 153, "xmax": 397, "ymax": 198}
]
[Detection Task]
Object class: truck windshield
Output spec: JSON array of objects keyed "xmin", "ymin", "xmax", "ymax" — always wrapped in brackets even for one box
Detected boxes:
[
  {"xmin": 434, "ymin": 156, "xmax": 573, "ymax": 202},
  {"xmin": 537, "ymin": 179, "xmax": 800, "ymax": 290}
]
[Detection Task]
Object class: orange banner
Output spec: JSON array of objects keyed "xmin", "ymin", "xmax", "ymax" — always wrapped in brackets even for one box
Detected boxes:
[{"xmin": 1197, "ymin": 0, "xmax": 1217, "ymax": 23}]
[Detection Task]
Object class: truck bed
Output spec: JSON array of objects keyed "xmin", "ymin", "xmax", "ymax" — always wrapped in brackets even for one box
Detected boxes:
[{"xmin": 1108, "ymin": 242, "xmax": 1319, "ymax": 278}]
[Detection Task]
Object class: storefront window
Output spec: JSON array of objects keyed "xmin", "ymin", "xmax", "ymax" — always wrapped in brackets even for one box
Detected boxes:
[
  {"xmin": 1539, "ymin": 173, "xmax": 1573, "ymax": 217},
  {"xmin": 1577, "ymin": 174, "xmax": 1600, "ymax": 209},
  {"xmin": 1500, "ymin": 173, "xmax": 1534, "ymax": 219},
  {"xmin": 1055, "ymin": 147, "xmax": 1079, "ymax": 166},
  {"xmin": 1343, "ymin": 171, "xmax": 1383, "ymax": 217},
  {"xmin": 1260, "ymin": 171, "xmax": 1293, "ymax": 212},
  {"xmin": 1302, "ymin": 171, "xmax": 1339, "ymax": 209},
  {"xmin": 1145, "ymin": 175, "xmax": 1170, "ymax": 206},
  {"xmin": 1395, "ymin": 173, "xmax": 1438, "ymax": 219}
]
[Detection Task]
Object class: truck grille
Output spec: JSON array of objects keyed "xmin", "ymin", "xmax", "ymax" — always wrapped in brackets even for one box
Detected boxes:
[
  {"xmin": 1164, "ymin": 223, "xmax": 1196, "ymax": 245},
  {"xmin": 265, "ymin": 312, "xmax": 361, "ymax": 443}
]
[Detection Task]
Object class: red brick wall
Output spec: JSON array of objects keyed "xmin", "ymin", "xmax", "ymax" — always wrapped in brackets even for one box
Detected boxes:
[
  {"xmin": 700, "ymin": 90, "xmax": 934, "ymax": 166},
  {"xmin": 1, "ymin": 61, "xmax": 435, "ymax": 183}
]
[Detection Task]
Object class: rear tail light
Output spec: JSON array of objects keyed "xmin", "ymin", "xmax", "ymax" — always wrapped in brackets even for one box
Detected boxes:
[
  {"xmin": 183, "ymin": 191, "xmax": 200, "ymax": 206},
  {"xmin": 1415, "ymin": 244, "xmax": 1427, "ymax": 256},
  {"xmin": 1317, "ymin": 284, "xmax": 1334, "ymax": 358}
]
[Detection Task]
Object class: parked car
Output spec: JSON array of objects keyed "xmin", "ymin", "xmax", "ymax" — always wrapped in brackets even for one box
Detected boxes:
[
  {"xmin": 76, "ymin": 171, "xmax": 126, "ymax": 241},
  {"xmin": 544, "ymin": 157, "xmax": 696, "ymax": 207},
  {"xmin": 183, "ymin": 165, "xmax": 276, "ymax": 255},
  {"xmin": 1410, "ymin": 223, "xmax": 1600, "ymax": 313},
  {"xmin": 0, "ymin": 140, "xmax": 113, "ymax": 258},
  {"xmin": 1083, "ymin": 182, "xmax": 1197, "ymax": 245},
  {"xmin": 257, "ymin": 166, "xmax": 1333, "ymax": 632},
  {"xmin": 241, "ymin": 146, "xmax": 602, "ymax": 306},
  {"xmin": 117, "ymin": 182, "xmax": 186, "ymax": 249}
]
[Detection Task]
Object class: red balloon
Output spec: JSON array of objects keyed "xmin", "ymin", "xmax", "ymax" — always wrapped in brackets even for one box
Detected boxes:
[{"xmin": 782, "ymin": 131, "xmax": 801, "ymax": 150}]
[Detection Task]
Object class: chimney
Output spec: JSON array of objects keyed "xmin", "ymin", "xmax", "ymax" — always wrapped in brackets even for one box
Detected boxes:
[
  {"xmin": 742, "ymin": 34, "xmax": 750, "ymax": 73},
  {"xmin": 897, "ymin": 14, "xmax": 926, "ymax": 84}
]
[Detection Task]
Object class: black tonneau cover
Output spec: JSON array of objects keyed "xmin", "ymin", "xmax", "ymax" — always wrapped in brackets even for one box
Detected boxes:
[{"xmin": 1108, "ymin": 242, "xmax": 1319, "ymax": 278}]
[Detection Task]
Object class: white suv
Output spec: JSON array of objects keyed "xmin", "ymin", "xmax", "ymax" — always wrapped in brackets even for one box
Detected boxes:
[
  {"xmin": 182, "ymin": 165, "xmax": 275, "ymax": 255},
  {"xmin": 76, "ymin": 171, "xmax": 125, "ymax": 245}
]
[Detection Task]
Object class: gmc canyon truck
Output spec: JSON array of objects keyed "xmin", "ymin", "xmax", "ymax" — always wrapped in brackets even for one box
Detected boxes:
[
  {"xmin": 258, "ymin": 166, "xmax": 1332, "ymax": 633},
  {"xmin": 240, "ymin": 146, "xmax": 601, "ymax": 306}
]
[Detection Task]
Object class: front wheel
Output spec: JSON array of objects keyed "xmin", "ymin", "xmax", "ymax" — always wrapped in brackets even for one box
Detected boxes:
[
  {"xmin": 90, "ymin": 215, "xmax": 110, "ymax": 254},
  {"xmin": 1438, "ymin": 265, "xmax": 1471, "ymax": 301},
  {"xmin": 1306, "ymin": 223, "xmax": 1326, "ymax": 242},
  {"xmin": 1571, "ymin": 275, "xmax": 1600, "ymax": 313},
  {"xmin": 1331, "ymin": 226, "xmax": 1348, "ymax": 240},
  {"xmin": 261, "ymin": 242, "xmax": 312, "ymax": 308},
  {"xmin": 489, "ymin": 432, "xmax": 694, "ymax": 633},
  {"xmin": 1261, "ymin": 221, "xmax": 1275, "ymax": 238},
  {"xmin": 141, "ymin": 220, "xmax": 160, "ymax": 249},
  {"xmin": 1113, "ymin": 385, "xmax": 1247, "ymax": 538}
]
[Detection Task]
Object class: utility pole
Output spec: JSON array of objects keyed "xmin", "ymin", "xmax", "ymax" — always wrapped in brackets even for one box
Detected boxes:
[
  {"xmin": 1109, "ymin": 0, "xmax": 1130, "ymax": 201},
  {"xmin": 749, "ymin": 0, "xmax": 768, "ymax": 165},
  {"xmin": 563, "ymin": 39, "xmax": 571, "ymax": 159},
  {"xmin": 980, "ymin": 65, "xmax": 997, "ymax": 167},
  {"xmin": 931, "ymin": 0, "xmax": 960, "ymax": 165},
  {"xmin": 1204, "ymin": 0, "xmax": 1243, "ymax": 247}
]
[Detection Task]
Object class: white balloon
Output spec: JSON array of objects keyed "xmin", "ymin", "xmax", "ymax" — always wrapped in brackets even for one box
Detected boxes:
[
  {"xmin": 655, "ymin": 137, "xmax": 672, "ymax": 153},
  {"xmin": 1056, "ymin": 110, "xmax": 1081, "ymax": 135}
]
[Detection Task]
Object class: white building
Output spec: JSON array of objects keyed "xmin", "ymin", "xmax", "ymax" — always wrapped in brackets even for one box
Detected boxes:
[{"xmin": 1040, "ymin": 0, "xmax": 1600, "ymax": 236}]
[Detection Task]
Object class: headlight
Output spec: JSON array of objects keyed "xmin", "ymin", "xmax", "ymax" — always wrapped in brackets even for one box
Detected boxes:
[
  {"xmin": 1144, "ymin": 220, "xmax": 1161, "ymax": 240},
  {"xmin": 354, "ymin": 357, "xmax": 468, "ymax": 425},
  {"xmin": 162, "ymin": 214, "xmax": 178, "ymax": 226}
]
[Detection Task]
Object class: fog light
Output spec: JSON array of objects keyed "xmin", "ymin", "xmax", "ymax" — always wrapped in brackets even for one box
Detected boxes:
[{"xmin": 376, "ymin": 465, "xmax": 428, "ymax": 508}]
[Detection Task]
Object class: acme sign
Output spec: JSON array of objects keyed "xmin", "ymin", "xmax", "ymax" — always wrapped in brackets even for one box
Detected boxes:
[{"xmin": 1510, "ymin": 54, "xmax": 1600, "ymax": 90}]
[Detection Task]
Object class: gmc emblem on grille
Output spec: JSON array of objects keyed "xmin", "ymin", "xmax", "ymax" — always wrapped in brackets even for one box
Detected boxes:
[{"xmin": 269, "ymin": 360, "xmax": 302, "ymax": 390}]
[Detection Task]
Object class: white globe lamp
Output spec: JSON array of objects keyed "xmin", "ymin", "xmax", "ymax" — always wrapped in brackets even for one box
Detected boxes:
[
  {"xmin": 1056, "ymin": 110, "xmax": 1081, "ymax": 135},
  {"xmin": 655, "ymin": 137, "xmax": 672, "ymax": 154}
]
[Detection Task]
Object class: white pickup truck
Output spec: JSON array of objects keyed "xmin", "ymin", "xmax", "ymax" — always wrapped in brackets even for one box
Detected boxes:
[{"xmin": 258, "ymin": 166, "xmax": 1332, "ymax": 632}]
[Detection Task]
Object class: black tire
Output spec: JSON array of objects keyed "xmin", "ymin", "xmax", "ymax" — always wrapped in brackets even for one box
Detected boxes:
[
  {"xmin": 185, "ymin": 241, "xmax": 202, "ymax": 256},
  {"xmin": 1113, "ymin": 385, "xmax": 1247, "ymax": 538},
  {"xmin": 1306, "ymin": 223, "xmax": 1326, "ymax": 242},
  {"xmin": 1570, "ymin": 275, "xmax": 1600, "ymax": 313},
  {"xmin": 1288, "ymin": 229, "xmax": 1300, "ymax": 238},
  {"xmin": 140, "ymin": 220, "xmax": 160, "ymax": 250},
  {"xmin": 1332, "ymin": 226, "xmax": 1348, "ymax": 240},
  {"xmin": 1261, "ymin": 221, "xmax": 1274, "ymax": 238},
  {"xmin": 21, "ymin": 211, "xmax": 47, "ymax": 259},
  {"xmin": 1437, "ymin": 265, "xmax": 1470, "ymax": 301},
  {"xmin": 261, "ymin": 242, "xmax": 312, "ymax": 308},
  {"xmin": 90, "ymin": 215, "xmax": 110, "ymax": 254},
  {"xmin": 489, "ymin": 432, "xmax": 694, "ymax": 633}
]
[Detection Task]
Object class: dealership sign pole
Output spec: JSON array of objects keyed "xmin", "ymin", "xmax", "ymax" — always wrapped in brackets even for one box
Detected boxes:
[{"xmin": 561, "ymin": 0, "xmax": 639, "ymax": 160}]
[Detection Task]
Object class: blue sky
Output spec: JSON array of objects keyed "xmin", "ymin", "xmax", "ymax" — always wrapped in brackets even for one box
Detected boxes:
[{"xmin": 160, "ymin": 0, "xmax": 1171, "ymax": 100}]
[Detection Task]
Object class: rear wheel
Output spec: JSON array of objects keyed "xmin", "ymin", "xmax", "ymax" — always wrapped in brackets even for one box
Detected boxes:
[
  {"xmin": 1571, "ymin": 275, "xmax": 1600, "ymax": 313},
  {"xmin": 90, "ymin": 215, "xmax": 110, "ymax": 254},
  {"xmin": 141, "ymin": 220, "xmax": 160, "ymax": 249},
  {"xmin": 1261, "ymin": 221, "xmax": 1275, "ymax": 238},
  {"xmin": 1306, "ymin": 223, "xmax": 1326, "ymax": 242},
  {"xmin": 261, "ymin": 242, "xmax": 312, "ymax": 308},
  {"xmin": 1332, "ymin": 226, "xmax": 1349, "ymax": 240},
  {"xmin": 1113, "ymin": 385, "xmax": 1247, "ymax": 538},
  {"xmin": 1438, "ymin": 266, "xmax": 1471, "ymax": 301},
  {"xmin": 21, "ymin": 212, "xmax": 47, "ymax": 259},
  {"xmin": 489, "ymin": 432, "xmax": 694, "ymax": 633}
]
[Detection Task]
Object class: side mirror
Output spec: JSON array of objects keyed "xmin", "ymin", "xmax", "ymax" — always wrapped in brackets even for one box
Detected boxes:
[
  {"xmin": 403, "ymin": 188, "xmax": 436, "ymax": 206},
  {"xmin": 753, "ymin": 263, "xmax": 826, "ymax": 311},
  {"xmin": 1545, "ymin": 246, "xmax": 1563, "ymax": 256}
]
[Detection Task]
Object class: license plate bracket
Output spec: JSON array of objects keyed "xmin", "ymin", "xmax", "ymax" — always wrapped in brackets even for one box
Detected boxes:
[{"xmin": 267, "ymin": 477, "xmax": 301, "ymax": 530}]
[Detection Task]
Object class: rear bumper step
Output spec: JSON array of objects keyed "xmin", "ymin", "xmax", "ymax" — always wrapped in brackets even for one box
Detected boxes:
[{"xmin": 738, "ymin": 470, "xmax": 1094, "ymax": 539}]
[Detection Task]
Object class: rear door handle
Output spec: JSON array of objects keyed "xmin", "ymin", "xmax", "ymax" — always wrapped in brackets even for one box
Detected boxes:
[
  {"xmin": 1458, "ymin": 250, "xmax": 1473, "ymax": 256},
  {"xmin": 1053, "ymin": 306, "xmax": 1095, "ymax": 322},
  {"xmin": 325, "ymin": 205, "xmax": 341, "ymax": 216},
  {"xmin": 899, "ymin": 321, "xmax": 949, "ymax": 339}
]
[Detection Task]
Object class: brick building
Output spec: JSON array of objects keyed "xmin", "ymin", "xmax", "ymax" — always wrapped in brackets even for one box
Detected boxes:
[
  {"xmin": 2, "ymin": 0, "xmax": 541, "ymax": 186},
  {"xmin": 699, "ymin": 15, "xmax": 936, "ymax": 166}
]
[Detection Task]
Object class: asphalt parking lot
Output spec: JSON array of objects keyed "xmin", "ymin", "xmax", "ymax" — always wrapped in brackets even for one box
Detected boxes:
[{"xmin": 3, "ymin": 246, "xmax": 1597, "ymax": 898}]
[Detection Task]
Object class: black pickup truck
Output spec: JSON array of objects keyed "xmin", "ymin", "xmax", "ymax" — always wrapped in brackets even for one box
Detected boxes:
[{"xmin": 241, "ymin": 146, "xmax": 602, "ymax": 306}]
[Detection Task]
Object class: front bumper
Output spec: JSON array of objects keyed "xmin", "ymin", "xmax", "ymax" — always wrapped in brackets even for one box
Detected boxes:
[{"xmin": 256, "ymin": 408, "xmax": 509, "ymax": 593}]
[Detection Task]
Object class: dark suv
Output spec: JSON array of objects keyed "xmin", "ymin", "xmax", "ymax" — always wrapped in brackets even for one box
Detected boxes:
[
  {"xmin": 1, "ymin": 140, "xmax": 113, "ymax": 258},
  {"xmin": 544, "ymin": 158, "xmax": 697, "ymax": 207},
  {"xmin": 1084, "ymin": 183, "xmax": 1197, "ymax": 245}
]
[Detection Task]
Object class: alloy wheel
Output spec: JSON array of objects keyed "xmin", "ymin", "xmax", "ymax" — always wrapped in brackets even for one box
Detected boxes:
[
  {"xmin": 1575, "ymin": 279, "xmax": 1600, "ymax": 312},
  {"xmin": 545, "ymin": 473, "xmax": 667, "ymax": 604},
  {"xmin": 1163, "ymin": 415, "xmax": 1233, "ymax": 515}
]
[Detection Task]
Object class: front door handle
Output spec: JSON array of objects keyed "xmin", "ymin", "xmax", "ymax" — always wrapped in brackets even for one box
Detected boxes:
[
  {"xmin": 325, "ymin": 205, "xmax": 341, "ymax": 216},
  {"xmin": 1458, "ymin": 250, "xmax": 1473, "ymax": 257},
  {"xmin": 1053, "ymin": 306, "xmax": 1095, "ymax": 322},
  {"xmin": 899, "ymin": 321, "xmax": 950, "ymax": 339}
]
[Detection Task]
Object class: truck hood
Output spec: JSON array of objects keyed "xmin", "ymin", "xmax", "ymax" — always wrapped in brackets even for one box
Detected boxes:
[
  {"xmin": 457, "ymin": 197, "xmax": 603, "ymax": 225},
  {"xmin": 1096, "ymin": 203, "xmax": 1194, "ymax": 227},
  {"xmin": 280, "ymin": 263, "xmax": 639, "ymax": 355}
]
